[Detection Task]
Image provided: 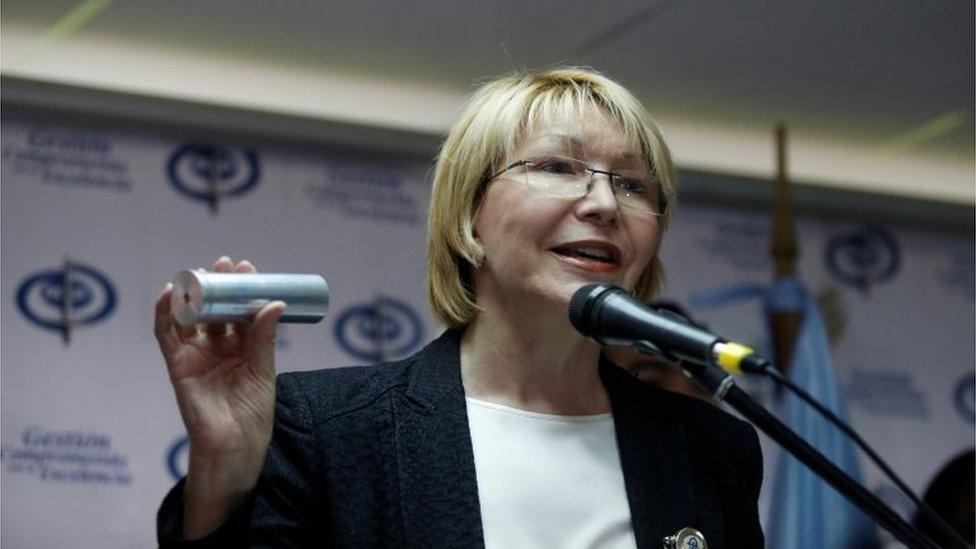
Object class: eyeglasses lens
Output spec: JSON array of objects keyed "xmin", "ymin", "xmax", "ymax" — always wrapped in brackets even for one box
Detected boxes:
[{"xmin": 520, "ymin": 156, "xmax": 662, "ymax": 217}]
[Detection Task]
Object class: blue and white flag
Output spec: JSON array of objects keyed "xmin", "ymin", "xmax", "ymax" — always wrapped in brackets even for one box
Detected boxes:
[
  {"xmin": 765, "ymin": 280, "xmax": 879, "ymax": 549},
  {"xmin": 691, "ymin": 278, "xmax": 879, "ymax": 548}
]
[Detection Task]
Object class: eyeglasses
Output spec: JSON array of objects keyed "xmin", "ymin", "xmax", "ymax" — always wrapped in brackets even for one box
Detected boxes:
[{"xmin": 488, "ymin": 155, "xmax": 665, "ymax": 218}]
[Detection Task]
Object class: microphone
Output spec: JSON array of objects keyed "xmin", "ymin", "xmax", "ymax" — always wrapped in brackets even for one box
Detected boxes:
[{"xmin": 569, "ymin": 284, "xmax": 767, "ymax": 374}]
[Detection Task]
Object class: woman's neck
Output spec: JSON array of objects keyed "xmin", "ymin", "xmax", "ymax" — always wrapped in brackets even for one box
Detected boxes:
[{"xmin": 459, "ymin": 297, "xmax": 610, "ymax": 415}]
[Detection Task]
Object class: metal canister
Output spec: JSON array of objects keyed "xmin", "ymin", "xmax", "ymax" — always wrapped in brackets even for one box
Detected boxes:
[{"xmin": 170, "ymin": 270, "xmax": 329, "ymax": 326}]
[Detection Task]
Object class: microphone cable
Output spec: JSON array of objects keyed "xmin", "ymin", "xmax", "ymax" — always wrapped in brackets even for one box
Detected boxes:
[
  {"xmin": 656, "ymin": 304, "xmax": 969, "ymax": 547},
  {"xmin": 644, "ymin": 304, "xmax": 967, "ymax": 546}
]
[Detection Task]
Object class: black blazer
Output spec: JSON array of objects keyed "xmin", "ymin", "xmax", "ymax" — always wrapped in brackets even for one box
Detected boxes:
[{"xmin": 158, "ymin": 329, "xmax": 764, "ymax": 548}]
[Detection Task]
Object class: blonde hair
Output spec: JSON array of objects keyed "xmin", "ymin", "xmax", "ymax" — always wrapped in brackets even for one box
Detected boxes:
[{"xmin": 426, "ymin": 67, "xmax": 677, "ymax": 328}]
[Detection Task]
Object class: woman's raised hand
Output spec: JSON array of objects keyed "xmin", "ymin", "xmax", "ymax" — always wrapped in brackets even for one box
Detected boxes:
[{"xmin": 154, "ymin": 255, "xmax": 286, "ymax": 539}]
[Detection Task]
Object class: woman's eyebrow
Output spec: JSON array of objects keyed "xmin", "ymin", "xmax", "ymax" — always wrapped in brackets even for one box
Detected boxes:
[
  {"xmin": 529, "ymin": 134, "xmax": 583, "ymax": 154},
  {"xmin": 528, "ymin": 134, "xmax": 640, "ymax": 163}
]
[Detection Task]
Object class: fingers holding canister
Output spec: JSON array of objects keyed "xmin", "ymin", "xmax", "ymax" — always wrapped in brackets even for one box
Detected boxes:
[
  {"xmin": 202, "ymin": 256, "xmax": 236, "ymax": 337},
  {"xmin": 232, "ymin": 259, "xmax": 258, "ymax": 335},
  {"xmin": 154, "ymin": 282, "xmax": 180, "ymax": 355}
]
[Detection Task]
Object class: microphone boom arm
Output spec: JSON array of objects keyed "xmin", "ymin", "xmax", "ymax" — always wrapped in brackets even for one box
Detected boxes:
[
  {"xmin": 657, "ymin": 352, "xmax": 940, "ymax": 549},
  {"xmin": 569, "ymin": 283, "xmax": 955, "ymax": 548}
]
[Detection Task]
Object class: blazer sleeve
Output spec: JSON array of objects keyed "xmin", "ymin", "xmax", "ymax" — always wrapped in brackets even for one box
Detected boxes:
[{"xmin": 157, "ymin": 374, "xmax": 331, "ymax": 548}]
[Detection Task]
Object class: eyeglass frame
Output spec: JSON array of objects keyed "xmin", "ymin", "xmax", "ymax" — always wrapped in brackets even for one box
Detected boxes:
[{"xmin": 484, "ymin": 155, "xmax": 667, "ymax": 218}]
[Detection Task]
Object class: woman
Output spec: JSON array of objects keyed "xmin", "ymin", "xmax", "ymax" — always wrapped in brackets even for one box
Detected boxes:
[{"xmin": 156, "ymin": 68, "xmax": 764, "ymax": 548}]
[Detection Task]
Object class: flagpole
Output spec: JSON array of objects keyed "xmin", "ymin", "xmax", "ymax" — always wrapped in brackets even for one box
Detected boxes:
[{"xmin": 769, "ymin": 124, "xmax": 801, "ymax": 373}]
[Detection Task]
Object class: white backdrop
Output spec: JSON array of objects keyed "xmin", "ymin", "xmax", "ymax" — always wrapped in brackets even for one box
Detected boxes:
[{"xmin": 2, "ymin": 117, "xmax": 972, "ymax": 547}]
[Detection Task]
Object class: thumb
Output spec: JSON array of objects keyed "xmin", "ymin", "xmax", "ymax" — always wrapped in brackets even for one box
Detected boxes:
[{"xmin": 246, "ymin": 301, "xmax": 287, "ymax": 378}]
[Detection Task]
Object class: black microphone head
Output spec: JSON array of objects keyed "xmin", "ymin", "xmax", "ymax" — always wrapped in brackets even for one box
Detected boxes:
[
  {"xmin": 569, "ymin": 284, "xmax": 618, "ymax": 337},
  {"xmin": 570, "ymin": 284, "xmax": 719, "ymax": 359}
]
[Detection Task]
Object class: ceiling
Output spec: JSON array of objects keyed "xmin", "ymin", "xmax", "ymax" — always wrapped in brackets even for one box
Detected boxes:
[{"xmin": 2, "ymin": 0, "xmax": 974, "ymax": 201}]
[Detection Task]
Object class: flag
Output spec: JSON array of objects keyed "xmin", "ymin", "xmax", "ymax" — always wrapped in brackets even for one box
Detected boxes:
[{"xmin": 766, "ymin": 279, "xmax": 879, "ymax": 549}]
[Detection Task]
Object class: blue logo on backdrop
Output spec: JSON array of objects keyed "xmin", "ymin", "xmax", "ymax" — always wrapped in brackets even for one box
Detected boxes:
[
  {"xmin": 166, "ymin": 435, "xmax": 190, "ymax": 481},
  {"xmin": 167, "ymin": 144, "xmax": 260, "ymax": 207},
  {"xmin": 825, "ymin": 226, "xmax": 900, "ymax": 291},
  {"xmin": 954, "ymin": 373, "xmax": 975, "ymax": 424},
  {"xmin": 16, "ymin": 263, "xmax": 116, "ymax": 332},
  {"xmin": 334, "ymin": 296, "xmax": 424, "ymax": 362}
]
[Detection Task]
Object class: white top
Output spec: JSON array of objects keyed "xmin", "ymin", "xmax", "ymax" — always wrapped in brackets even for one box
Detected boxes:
[{"xmin": 466, "ymin": 397, "xmax": 638, "ymax": 549}]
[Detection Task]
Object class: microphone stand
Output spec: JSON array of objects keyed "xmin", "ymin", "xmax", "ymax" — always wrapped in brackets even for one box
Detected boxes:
[{"xmin": 642, "ymin": 347, "xmax": 942, "ymax": 549}]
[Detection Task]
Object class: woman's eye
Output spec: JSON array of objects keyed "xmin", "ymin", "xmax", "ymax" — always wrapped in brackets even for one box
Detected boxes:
[
  {"xmin": 616, "ymin": 177, "xmax": 648, "ymax": 194},
  {"xmin": 529, "ymin": 158, "xmax": 577, "ymax": 175}
]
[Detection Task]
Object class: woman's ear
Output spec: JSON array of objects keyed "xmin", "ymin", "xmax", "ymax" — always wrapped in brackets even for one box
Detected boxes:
[
  {"xmin": 462, "ymin": 212, "xmax": 485, "ymax": 269},
  {"xmin": 469, "ymin": 237, "xmax": 485, "ymax": 269},
  {"xmin": 470, "ymin": 198, "xmax": 485, "ymax": 245}
]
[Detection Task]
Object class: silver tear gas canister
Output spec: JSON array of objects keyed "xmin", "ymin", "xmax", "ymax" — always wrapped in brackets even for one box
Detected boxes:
[{"xmin": 170, "ymin": 270, "xmax": 329, "ymax": 326}]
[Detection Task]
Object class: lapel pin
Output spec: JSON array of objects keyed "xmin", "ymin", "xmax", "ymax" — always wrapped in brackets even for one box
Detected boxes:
[{"xmin": 663, "ymin": 527, "xmax": 707, "ymax": 549}]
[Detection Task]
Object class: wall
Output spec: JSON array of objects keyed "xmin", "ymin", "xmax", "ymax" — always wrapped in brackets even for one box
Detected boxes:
[{"xmin": 1, "ymin": 99, "xmax": 972, "ymax": 547}]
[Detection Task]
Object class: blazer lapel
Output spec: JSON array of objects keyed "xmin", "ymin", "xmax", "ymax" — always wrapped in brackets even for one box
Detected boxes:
[
  {"xmin": 391, "ymin": 333, "xmax": 718, "ymax": 548},
  {"xmin": 394, "ymin": 330, "xmax": 484, "ymax": 548},
  {"xmin": 601, "ymin": 359, "xmax": 701, "ymax": 549}
]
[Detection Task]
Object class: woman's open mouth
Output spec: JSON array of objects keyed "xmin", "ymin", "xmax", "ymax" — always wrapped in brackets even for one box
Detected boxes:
[{"xmin": 550, "ymin": 242, "xmax": 621, "ymax": 272}]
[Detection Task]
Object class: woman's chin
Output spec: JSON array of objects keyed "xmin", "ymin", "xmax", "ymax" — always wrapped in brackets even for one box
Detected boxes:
[
  {"xmin": 493, "ymin": 273, "xmax": 631, "ymax": 317},
  {"xmin": 557, "ymin": 272, "xmax": 631, "ymax": 297},
  {"xmin": 539, "ymin": 279, "xmax": 607, "ymax": 311}
]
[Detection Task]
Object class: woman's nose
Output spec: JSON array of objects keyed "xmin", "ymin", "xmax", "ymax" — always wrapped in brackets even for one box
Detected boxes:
[{"xmin": 576, "ymin": 172, "xmax": 619, "ymax": 225}]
